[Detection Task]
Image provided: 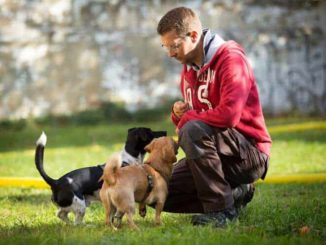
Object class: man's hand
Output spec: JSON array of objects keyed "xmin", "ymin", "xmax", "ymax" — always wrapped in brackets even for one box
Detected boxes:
[{"xmin": 173, "ymin": 101, "xmax": 189, "ymax": 118}]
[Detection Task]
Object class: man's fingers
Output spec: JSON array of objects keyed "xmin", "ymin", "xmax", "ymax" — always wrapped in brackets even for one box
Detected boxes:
[
  {"xmin": 175, "ymin": 102, "xmax": 188, "ymax": 111},
  {"xmin": 173, "ymin": 101, "xmax": 189, "ymax": 118}
]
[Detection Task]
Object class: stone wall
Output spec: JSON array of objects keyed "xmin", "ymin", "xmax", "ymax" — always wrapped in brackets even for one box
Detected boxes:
[{"xmin": 0, "ymin": 0, "xmax": 325, "ymax": 120}]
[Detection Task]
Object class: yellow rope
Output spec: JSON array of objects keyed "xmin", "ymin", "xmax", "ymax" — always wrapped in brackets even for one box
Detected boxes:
[
  {"xmin": 0, "ymin": 174, "xmax": 326, "ymax": 189},
  {"xmin": 0, "ymin": 177, "xmax": 50, "ymax": 189},
  {"xmin": 257, "ymin": 173, "xmax": 326, "ymax": 184}
]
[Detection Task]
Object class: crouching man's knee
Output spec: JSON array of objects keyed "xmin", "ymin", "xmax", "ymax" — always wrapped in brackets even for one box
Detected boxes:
[{"xmin": 178, "ymin": 120, "xmax": 214, "ymax": 159}]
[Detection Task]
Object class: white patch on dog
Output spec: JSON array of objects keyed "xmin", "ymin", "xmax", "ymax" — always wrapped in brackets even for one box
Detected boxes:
[
  {"xmin": 67, "ymin": 177, "xmax": 73, "ymax": 184},
  {"xmin": 36, "ymin": 131, "xmax": 47, "ymax": 146},
  {"xmin": 139, "ymin": 154, "xmax": 145, "ymax": 164},
  {"xmin": 120, "ymin": 148, "xmax": 142, "ymax": 165},
  {"xmin": 57, "ymin": 195, "xmax": 86, "ymax": 225}
]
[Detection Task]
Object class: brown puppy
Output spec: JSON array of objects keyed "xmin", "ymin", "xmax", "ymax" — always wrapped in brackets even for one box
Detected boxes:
[{"xmin": 99, "ymin": 137, "xmax": 178, "ymax": 229}]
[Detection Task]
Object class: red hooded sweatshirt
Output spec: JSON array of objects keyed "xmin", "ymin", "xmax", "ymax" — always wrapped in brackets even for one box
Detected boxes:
[{"xmin": 171, "ymin": 40, "xmax": 272, "ymax": 156}]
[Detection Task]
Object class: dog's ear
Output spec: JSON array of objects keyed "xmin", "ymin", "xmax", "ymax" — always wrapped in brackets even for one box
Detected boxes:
[
  {"xmin": 139, "ymin": 129, "xmax": 153, "ymax": 142},
  {"xmin": 153, "ymin": 131, "xmax": 167, "ymax": 138},
  {"xmin": 160, "ymin": 138, "xmax": 178, "ymax": 163},
  {"xmin": 144, "ymin": 139, "xmax": 155, "ymax": 153}
]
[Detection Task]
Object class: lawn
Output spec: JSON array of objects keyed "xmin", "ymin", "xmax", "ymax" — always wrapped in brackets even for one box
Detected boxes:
[{"xmin": 0, "ymin": 117, "xmax": 325, "ymax": 244}]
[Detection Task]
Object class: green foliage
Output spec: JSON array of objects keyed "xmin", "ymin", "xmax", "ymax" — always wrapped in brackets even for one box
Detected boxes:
[
  {"xmin": 101, "ymin": 102, "xmax": 133, "ymax": 122},
  {"xmin": 28, "ymin": 101, "xmax": 174, "ymax": 127},
  {"xmin": 0, "ymin": 119, "xmax": 27, "ymax": 130},
  {"xmin": 130, "ymin": 102, "xmax": 173, "ymax": 122}
]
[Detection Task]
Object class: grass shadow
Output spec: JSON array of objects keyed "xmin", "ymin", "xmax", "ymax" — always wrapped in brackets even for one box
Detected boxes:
[{"xmin": 0, "ymin": 193, "xmax": 51, "ymax": 205}]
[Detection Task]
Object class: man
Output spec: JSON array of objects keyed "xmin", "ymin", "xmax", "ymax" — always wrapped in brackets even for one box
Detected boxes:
[{"xmin": 157, "ymin": 7, "xmax": 272, "ymax": 227}]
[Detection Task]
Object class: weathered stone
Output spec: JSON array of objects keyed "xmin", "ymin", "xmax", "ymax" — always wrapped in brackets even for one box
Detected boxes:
[{"xmin": 0, "ymin": 0, "xmax": 325, "ymax": 120}]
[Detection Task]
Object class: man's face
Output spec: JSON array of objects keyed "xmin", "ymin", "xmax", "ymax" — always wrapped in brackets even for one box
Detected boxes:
[{"xmin": 160, "ymin": 30, "xmax": 196, "ymax": 65}]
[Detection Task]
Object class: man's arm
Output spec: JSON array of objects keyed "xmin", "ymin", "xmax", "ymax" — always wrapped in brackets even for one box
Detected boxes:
[{"xmin": 177, "ymin": 52, "xmax": 252, "ymax": 130}]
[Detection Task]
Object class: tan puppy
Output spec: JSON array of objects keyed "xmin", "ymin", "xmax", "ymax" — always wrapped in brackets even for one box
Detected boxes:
[{"xmin": 99, "ymin": 137, "xmax": 178, "ymax": 229}]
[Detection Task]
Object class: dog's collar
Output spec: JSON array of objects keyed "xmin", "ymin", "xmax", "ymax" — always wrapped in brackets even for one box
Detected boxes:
[
  {"xmin": 146, "ymin": 174, "xmax": 153, "ymax": 194},
  {"xmin": 140, "ymin": 165, "xmax": 154, "ymax": 203},
  {"xmin": 144, "ymin": 162, "xmax": 170, "ymax": 185}
]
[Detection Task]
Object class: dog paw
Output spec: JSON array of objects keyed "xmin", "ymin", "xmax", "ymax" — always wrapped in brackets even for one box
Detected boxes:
[
  {"xmin": 139, "ymin": 208, "xmax": 147, "ymax": 218},
  {"xmin": 112, "ymin": 218, "xmax": 122, "ymax": 229}
]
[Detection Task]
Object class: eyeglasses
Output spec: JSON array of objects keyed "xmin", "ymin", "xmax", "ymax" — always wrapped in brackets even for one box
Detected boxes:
[
  {"xmin": 161, "ymin": 38, "xmax": 185, "ymax": 53},
  {"xmin": 161, "ymin": 33, "xmax": 190, "ymax": 53}
]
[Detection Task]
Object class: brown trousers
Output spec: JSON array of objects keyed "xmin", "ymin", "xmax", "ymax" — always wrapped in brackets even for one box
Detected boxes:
[{"xmin": 163, "ymin": 120, "xmax": 269, "ymax": 213}]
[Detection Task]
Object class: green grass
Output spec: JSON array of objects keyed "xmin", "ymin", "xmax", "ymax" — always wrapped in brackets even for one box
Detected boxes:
[
  {"xmin": 0, "ymin": 184, "xmax": 325, "ymax": 244},
  {"xmin": 0, "ymin": 117, "xmax": 326, "ymax": 244}
]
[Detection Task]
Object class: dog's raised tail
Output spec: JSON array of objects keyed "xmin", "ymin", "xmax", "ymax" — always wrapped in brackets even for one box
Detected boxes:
[
  {"xmin": 101, "ymin": 153, "xmax": 121, "ymax": 186},
  {"xmin": 35, "ymin": 132, "xmax": 56, "ymax": 187}
]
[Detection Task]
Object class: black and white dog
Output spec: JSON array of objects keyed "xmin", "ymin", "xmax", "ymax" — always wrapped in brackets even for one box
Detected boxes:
[{"xmin": 35, "ymin": 127, "xmax": 166, "ymax": 224}]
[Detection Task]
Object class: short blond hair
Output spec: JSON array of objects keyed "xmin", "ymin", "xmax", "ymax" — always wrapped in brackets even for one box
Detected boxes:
[{"xmin": 157, "ymin": 7, "xmax": 202, "ymax": 36}]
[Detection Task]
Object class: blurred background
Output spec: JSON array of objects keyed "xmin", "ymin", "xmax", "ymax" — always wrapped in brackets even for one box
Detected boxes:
[{"xmin": 0, "ymin": 0, "xmax": 325, "ymax": 124}]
